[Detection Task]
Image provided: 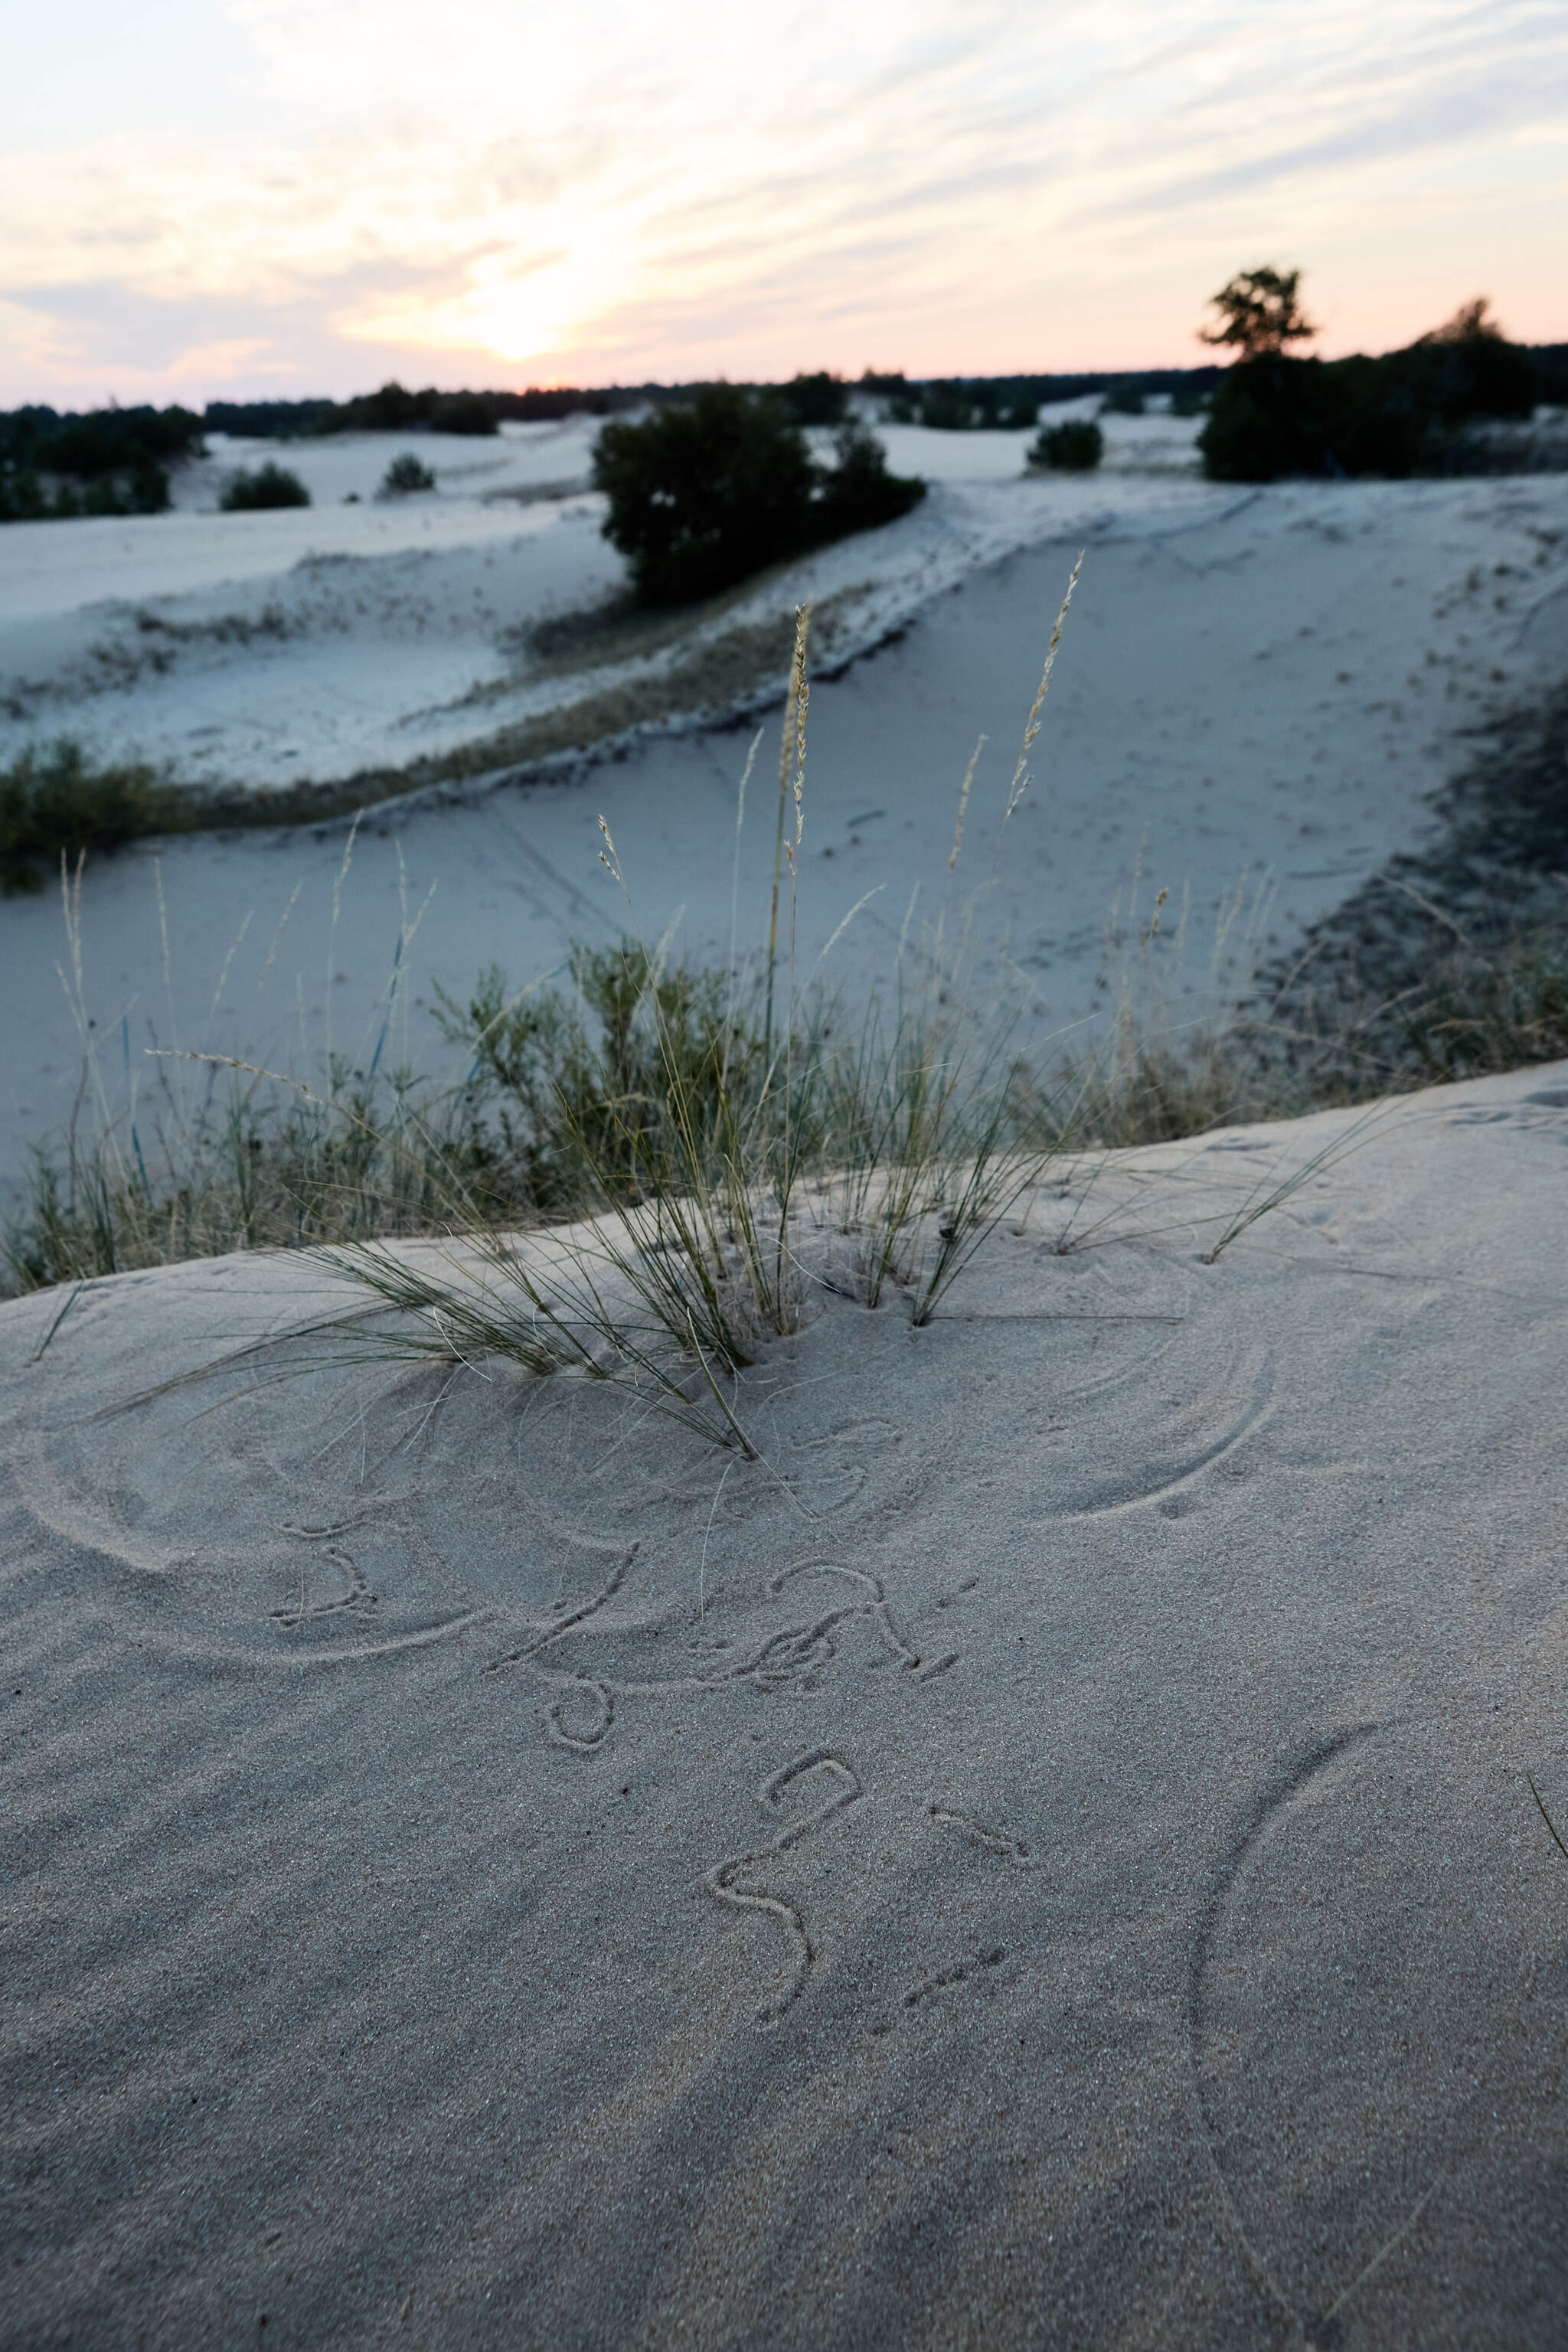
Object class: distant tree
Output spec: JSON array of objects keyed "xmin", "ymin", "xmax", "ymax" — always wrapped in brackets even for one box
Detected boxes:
[
  {"xmin": 431, "ymin": 392, "xmax": 498, "ymax": 436},
  {"xmin": 593, "ymin": 384, "xmax": 817, "ymax": 603},
  {"xmin": 777, "ymin": 371, "xmax": 848, "ymax": 426},
  {"xmin": 919, "ymin": 384, "xmax": 976, "ymax": 432},
  {"xmin": 1416, "ymin": 297, "xmax": 1501, "ymax": 348},
  {"xmin": 1200, "ymin": 266, "xmax": 1316, "ymax": 361}
]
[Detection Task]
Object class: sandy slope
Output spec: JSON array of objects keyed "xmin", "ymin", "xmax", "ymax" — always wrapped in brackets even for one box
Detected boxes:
[{"xmin": 3, "ymin": 1058, "xmax": 1567, "ymax": 2348}]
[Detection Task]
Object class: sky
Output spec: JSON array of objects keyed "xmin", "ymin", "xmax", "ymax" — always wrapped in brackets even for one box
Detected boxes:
[{"xmin": 2, "ymin": 0, "xmax": 1565, "ymax": 408}]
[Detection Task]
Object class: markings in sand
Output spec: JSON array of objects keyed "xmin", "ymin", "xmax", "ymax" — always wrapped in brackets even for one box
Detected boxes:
[
  {"xmin": 899, "ymin": 1944, "xmax": 1010, "ymax": 2014},
  {"xmin": 928, "ymin": 1802, "xmax": 1041, "ymax": 1867},
  {"xmin": 1187, "ymin": 1721, "xmax": 1442, "ymax": 2339},
  {"xmin": 488, "ymin": 1540, "xmax": 639, "ymax": 1753},
  {"xmin": 270, "ymin": 1517, "xmax": 376, "ymax": 1629},
  {"xmin": 13, "ymin": 1435, "xmax": 484, "ymax": 1666},
  {"xmin": 488, "ymin": 1549, "xmax": 950, "ymax": 1752},
  {"xmin": 1043, "ymin": 1341, "xmax": 1276, "ymax": 1524},
  {"xmin": 704, "ymin": 1749, "xmax": 865, "ymax": 2026}
]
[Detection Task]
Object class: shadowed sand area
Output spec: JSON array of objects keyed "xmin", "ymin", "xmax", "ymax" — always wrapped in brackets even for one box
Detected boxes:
[{"xmin": 3, "ymin": 1061, "xmax": 1567, "ymax": 2348}]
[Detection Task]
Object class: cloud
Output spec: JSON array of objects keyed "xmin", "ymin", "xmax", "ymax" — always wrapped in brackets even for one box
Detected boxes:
[{"xmin": 2, "ymin": 0, "xmax": 1564, "ymax": 403}]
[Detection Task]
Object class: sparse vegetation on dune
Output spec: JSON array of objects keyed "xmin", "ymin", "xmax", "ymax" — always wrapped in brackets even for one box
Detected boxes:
[
  {"xmin": 11, "ymin": 593, "xmax": 1567, "ymax": 1455},
  {"xmin": 1, "ymin": 742, "xmax": 179, "ymax": 896},
  {"xmin": 0, "ymin": 588, "xmax": 877, "ymax": 881}
]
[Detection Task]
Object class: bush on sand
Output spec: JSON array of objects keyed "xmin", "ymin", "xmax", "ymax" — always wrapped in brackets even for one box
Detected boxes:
[
  {"xmin": 1028, "ymin": 420, "xmax": 1102, "ymax": 472},
  {"xmin": 381, "ymin": 453, "xmax": 436, "ymax": 495},
  {"xmin": 220, "ymin": 462, "xmax": 311, "ymax": 511}
]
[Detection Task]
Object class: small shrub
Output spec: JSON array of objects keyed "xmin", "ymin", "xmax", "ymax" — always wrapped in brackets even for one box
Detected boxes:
[
  {"xmin": 381, "ymin": 453, "xmax": 436, "ymax": 495},
  {"xmin": 1099, "ymin": 380, "xmax": 1145, "ymax": 416},
  {"xmin": 220, "ymin": 462, "xmax": 311, "ymax": 511},
  {"xmin": 1029, "ymin": 420, "xmax": 1103, "ymax": 472}
]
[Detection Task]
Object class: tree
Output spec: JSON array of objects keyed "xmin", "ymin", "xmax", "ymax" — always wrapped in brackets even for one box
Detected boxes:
[
  {"xmin": 1416, "ymin": 296, "xmax": 1501, "ymax": 348},
  {"xmin": 592, "ymin": 385, "xmax": 923, "ymax": 606},
  {"xmin": 1200, "ymin": 266, "xmax": 1315, "ymax": 361}
]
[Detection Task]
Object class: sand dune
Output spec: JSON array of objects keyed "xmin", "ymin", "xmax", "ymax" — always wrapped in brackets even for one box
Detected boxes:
[{"xmin": 3, "ymin": 1059, "xmax": 1566, "ymax": 2347}]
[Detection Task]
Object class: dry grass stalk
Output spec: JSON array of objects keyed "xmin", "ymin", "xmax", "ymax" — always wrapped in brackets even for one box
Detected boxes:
[{"xmin": 1004, "ymin": 550, "xmax": 1083, "ymax": 825}]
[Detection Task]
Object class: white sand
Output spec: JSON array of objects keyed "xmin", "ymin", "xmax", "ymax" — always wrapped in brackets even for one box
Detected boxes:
[
  {"xmin": 4, "ymin": 1057, "xmax": 1567, "ymax": 2346},
  {"xmin": 3, "ymin": 426, "xmax": 1568, "ymax": 1217}
]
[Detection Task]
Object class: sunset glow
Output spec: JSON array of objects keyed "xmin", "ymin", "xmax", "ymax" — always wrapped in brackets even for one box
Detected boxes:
[{"xmin": 2, "ymin": 0, "xmax": 1564, "ymax": 405}]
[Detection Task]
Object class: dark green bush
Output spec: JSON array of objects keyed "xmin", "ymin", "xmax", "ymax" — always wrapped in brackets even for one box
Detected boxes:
[
  {"xmin": 1028, "ymin": 420, "xmax": 1103, "ymax": 472},
  {"xmin": 381, "ymin": 453, "xmax": 436, "ymax": 495},
  {"xmin": 593, "ymin": 386, "xmax": 925, "ymax": 605},
  {"xmin": 220, "ymin": 462, "xmax": 312, "ymax": 511},
  {"xmin": 593, "ymin": 386, "xmax": 818, "ymax": 603},
  {"xmin": 1099, "ymin": 379, "xmax": 1145, "ymax": 416}
]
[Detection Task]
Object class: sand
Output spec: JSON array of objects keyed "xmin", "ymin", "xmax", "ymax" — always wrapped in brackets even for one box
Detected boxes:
[
  {"xmin": 4, "ymin": 423, "xmax": 1568, "ymax": 1220},
  {"xmin": 3, "ymin": 1056, "xmax": 1566, "ymax": 2347}
]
